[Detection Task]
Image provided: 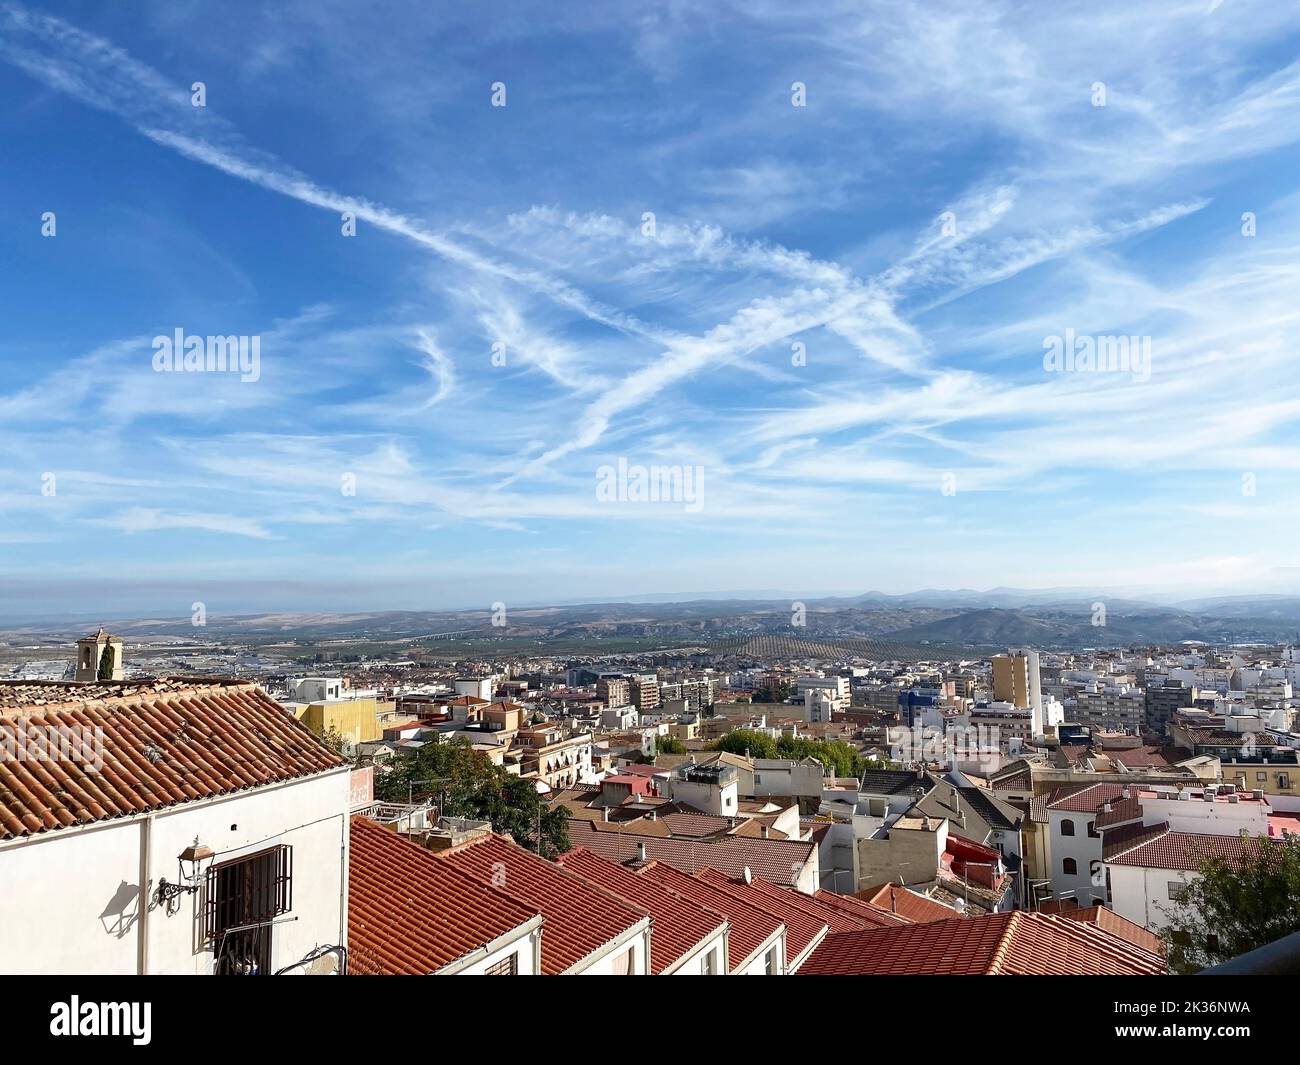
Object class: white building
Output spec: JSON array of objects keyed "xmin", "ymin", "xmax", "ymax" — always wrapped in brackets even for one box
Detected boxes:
[
  {"xmin": 0, "ymin": 679, "xmax": 352, "ymax": 975},
  {"xmin": 1099, "ymin": 783, "xmax": 1279, "ymax": 931},
  {"xmin": 289, "ymin": 676, "xmax": 343, "ymax": 702},
  {"xmin": 454, "ymin": 676, "xmax": 495, "ymax": 701},
  {"xmin": 670, "ymin": 762, "xmax": 740, "ymax": 817}
]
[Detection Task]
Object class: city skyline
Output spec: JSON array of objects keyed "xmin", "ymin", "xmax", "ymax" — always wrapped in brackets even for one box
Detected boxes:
[{"xmin": 4, "ymin": 2, "xmax": 1300, "ymax": 619}]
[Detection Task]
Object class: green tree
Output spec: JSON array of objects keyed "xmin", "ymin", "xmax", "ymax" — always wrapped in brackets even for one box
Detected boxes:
[
  {"xmin": 709, "ymin": 729, "xmax": 778, "ymax": 759},
  {"xmin": 1162, "ymin": 834, "xmax": 1300, "ymax": 973},
  {"xmin": 96, "ymin": 644, "xmax": 115, "ymax": 681},
  {"xmin": 656, "ymin": 735, "xmax": 687, "ymax": 755},
  {"xmin": 375, "ymin": 738, "xmax": 570, "ymax": 858},
  {"xmin": 752, "ymin": 681, "xmax": 791, "ymax": 704},
  {"xmin": 776, "ymin": 735, "xmax": 865, "ymax": 778}
]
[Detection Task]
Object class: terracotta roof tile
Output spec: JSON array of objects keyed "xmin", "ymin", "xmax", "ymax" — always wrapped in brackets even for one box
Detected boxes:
[
  {"xmin": 799, "ymin": 912, "xmax": 1166, "ymax": 975},
  {"xmin": 1046, "ymin": 782, "xmax": 1127, "ymax": 813},
  {"xmin": 695, "ymin": 869, "xmax": 827, "ymax": 967},
  {"xmin": 567, "ymin": 818, "xmax": 815, "ymax": 887},
  {"xmin": 1101, "ymin": 819, "xmax": 1170, "ymax": 859},
  {"xmin": 0, "ymin": 681, "xmax": 346, "ymax": 840},
  {"xmin": 735, "ymin": 876, "xmax": 876, "ymax": 933},
  {"xmin": 1057, "ymin": 903, "xmax": 1165, "ymax": 957},
  {"xmin": 557, "ymin": 848, "xmax": 725, "ymax": 974},
  {"xmin": 348, "ymin": 817, "xmax": 539, "ymax": 974},
  {"xmin": 435, "ymin": 835, "xmax": 647, "ymax": 974},
  {"xmin": 1105, "ymin": 827, "xmax": 1276, "ymax": 871},
  {"xmin": 810, "ymin": 888, "xmax": 912, "ymax": 926},
  {"xmin": 637, "ymin": 861, "xmax": 783, "ymax": 971},
  {"xmin": 1095, "ymin": 794, "xmax": 1142, "ymax": 828},
  {"xmin": 860, "ymin": 883, "xmax": 959, "ymax": 923}
]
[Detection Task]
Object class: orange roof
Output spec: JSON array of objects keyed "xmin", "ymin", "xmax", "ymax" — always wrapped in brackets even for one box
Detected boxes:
[
  {"xmin": 348, "ymin": 817, "xmax": 539, "ymax": 974},
  {"xmin": 696, "ymin": 869, "xmax": 827, "ymax": 967},
  {"xmin": 638, "ymin": 862, "xmax": 784, "ymax": 971},
  {"xmin": 813, "ymin": 888, "xmax": 913, "ymax": 926},
  {"xmin": 736, "ymin": 875, "xmax": 878, "ymax": 933},
  {"xmin": 799, "ymin": 912, "xmax": 1166, "ymax": 975},
  {"xmin": 1056, "ymin": 903, "xmax": 1165, "ymax": 957},
  {"xmin": 861, "ymin": 883, "xmax": 960, "ymax": 924},
  {"xmin": 567, "ymin": 818, "xmax": 815, "ymax": 886},
  {"xmin": 0, "ymin": 681, "xmax": 346, "ymax": 839},
  {"xmin": 435, "ymin": 835, "xmax": 647, "ymax": 974},
  {"xmin": 558, "ymin": 848, "xmax": 725, "ymax": 974}
]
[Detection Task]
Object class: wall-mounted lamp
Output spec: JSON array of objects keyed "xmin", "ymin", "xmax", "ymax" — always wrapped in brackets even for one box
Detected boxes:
[{"xmin": 155, "ymin": 839, "xmax": 215, "ymax": 905}]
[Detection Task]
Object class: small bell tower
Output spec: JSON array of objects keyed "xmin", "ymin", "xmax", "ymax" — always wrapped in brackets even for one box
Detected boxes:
[{"xmin": 75, "ymin": 628, "xmax": 124, "ymax": 682}]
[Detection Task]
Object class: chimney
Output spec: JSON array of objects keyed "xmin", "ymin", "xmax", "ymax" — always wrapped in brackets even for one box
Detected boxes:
[
  {"xmin": 602, "ymin": 807, "xmax": 609, "ymax": 823},
  {"xmin": 636, "ymin": 841, "xmax": 647, "ymax": 863},
  {"xmin": 761, "ymin": 825, "xmax": 770, "ymax": 839}
]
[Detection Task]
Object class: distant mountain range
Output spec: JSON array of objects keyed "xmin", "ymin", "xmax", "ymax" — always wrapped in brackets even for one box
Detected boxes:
[{"xmin": 5, "ymin": 589, "xmax": 1300, "ymax": 652}]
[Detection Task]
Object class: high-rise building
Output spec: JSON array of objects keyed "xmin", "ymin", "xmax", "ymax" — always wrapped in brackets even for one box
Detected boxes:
[
  {"xmin": 596, "ymin": 677, "xmax": 631, "ymax": 707},
  {"xmin": 629, "ymin": 674, "xmax": 660, "ymax": 713},
  {"xmin": 991, "ymin": 650, "xmax": 1044, "ymax": 736}
]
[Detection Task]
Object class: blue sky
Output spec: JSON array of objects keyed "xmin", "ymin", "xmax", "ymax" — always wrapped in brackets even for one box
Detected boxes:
[{"xmin": 3, "ymin": 1, "xmax": 1300, "ymax": 619}]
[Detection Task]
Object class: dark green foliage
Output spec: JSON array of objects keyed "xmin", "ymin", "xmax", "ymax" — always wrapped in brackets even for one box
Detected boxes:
[
  {"xmin": 376, "ymin": 738, "xmax": 570, "ymax": 858},
  {"xmin": 1162, "ymin": 834, "xmax": 1300, "ymax": 974}
]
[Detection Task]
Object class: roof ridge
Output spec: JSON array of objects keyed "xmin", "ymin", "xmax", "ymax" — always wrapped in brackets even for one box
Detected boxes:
[{"xmin": 983, "ymin": 911, "xmax": 1019, "ymax": 975}]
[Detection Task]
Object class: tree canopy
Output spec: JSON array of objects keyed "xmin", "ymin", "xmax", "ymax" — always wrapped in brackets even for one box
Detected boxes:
[
  {"xmin": 96, "ymin": 644, "xmax": 115, "ymax": 681},
  {"xmin": 1162, "ymin": 834, "xmax": 1300, "ymax": 974},
  {"xmin": 708, "ymin": 728, "xmax": 871, "ymax": 778},
  {"xmin": 376, "ymin": 738, "xmax": 570, "ymax": 858}
]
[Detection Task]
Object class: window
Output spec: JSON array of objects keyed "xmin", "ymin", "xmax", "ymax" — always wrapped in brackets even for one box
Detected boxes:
[
  {"xmin": 1257, "ymin": 772, "xmax": 1268, "ymax": 782},
  {"xmin": 1062, "ymin": 858, "xmax": 1077, "ymax": 875},
  {"xmin": 1280, "ymin": 774, "xmax": 1292, "ymax": 789},
  {"xmin": 702, "ymin": 948, "xmax": 718, "ymax": 976},
  {"xmin": 1087, "ymin": 821, "xmax": 1099, "ymax": 838},
  {"xmin": 1167, "ymin": 880, "xmax": 1185, "ymax": 901},
  {"xmin": 765, "ymin": 948, "xmax": 779, "ymax": 975},
  {"xmin": 206, "ymin": 845, "xmax": 292, "ymax": 975},
  {"xmin": 1060, "ymin": 818, "xmax": 1075, "ymax": 836},
  {"xmin": 610, "ymin": 947, "xmax": 634, "ymax": 975},
  {"xmin": 484, "ymin": 953, "xmax": 518, "ymax": 975}
]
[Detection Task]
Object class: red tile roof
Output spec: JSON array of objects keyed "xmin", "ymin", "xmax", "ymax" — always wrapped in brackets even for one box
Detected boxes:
[
  {"xmin": 637, "ymin": 861, "xmax": 784, "ymax": 971},
  {"xmin": 0, "ymin": 681, "xmax": 346, "ymax": 839},
  {"xmin": 1056, "ymin": 903, "xmax": 1165, "ymax": 957},
  {"xmin": 737, "ymin": 875, "xmax": 877, "ymax": 933},
  {"xmin": 811, "ymin": 888, "xmax": 912, "ymax": 927},
  {"xmin": 1109, "ymin": 746, "xmax": 1171, "ymax": 769},
  {"xmin": 567, "ymin": 818, "xmax": 815, "ymax": 887},
  {"xmin": 348, "ymin": 817, "xmax": 539, "ymax": 974},
  {"xmin": 557, "ymin": 848, "xmax": 725, "ymax": 974},
  {"xmin": 1101, "ymin": 819, "xmax": 1171, "ymax": 860},
  {"xmin": 799, "ymin": 912, "xmax": 1166, "ymax": 975},
  {"xmin": 860, "ymin": 883, "xmax": 959, "ymax": 924},
  {"xmin": 658, "ymin": 809, "xmax": 733, "ymax": 838},
  {"xmin": 1095, "ymin": 794, "xmax": 1142, "ymax": 828},
  {"xmin": 1105, "ymin": 826, "xmax": 1275, "ymax": 871},
  {"xmin": 695, "ymin": 869, "xmax": 827, "ymax": 967},
  {"xmin": 435, "ymin": 834, "xmax": 647, "ymax": 974},
  {"xmin": 1046, "ymin": 782, "xmax": 1127, "ymax": 813}
]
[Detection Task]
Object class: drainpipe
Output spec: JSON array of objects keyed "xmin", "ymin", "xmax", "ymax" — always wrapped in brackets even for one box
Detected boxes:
[
  {"xmin": 137, "ymin": 815, "xmax": 153, "ymax": 975},
  {"xmin": 339, "ymin": 811, "xmax": 349, "ymax": 968}
]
